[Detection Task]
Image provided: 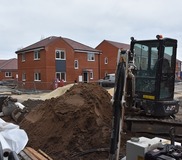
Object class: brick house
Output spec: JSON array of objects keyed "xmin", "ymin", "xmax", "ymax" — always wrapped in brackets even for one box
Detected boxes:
[
  {"xmin": 96, "ymin": 40, "xmax": 130, "ymax": 79},
  {"xmin": 176, "ymin": 59, "xmax": 182, "ymax": 80},
  {"xmin": 0, "ymin": 58, "xmax": 18, "ymax": 80},
  {"xmin": 15, "ymin": 36, "xmax": 101, "ymax": 90}
]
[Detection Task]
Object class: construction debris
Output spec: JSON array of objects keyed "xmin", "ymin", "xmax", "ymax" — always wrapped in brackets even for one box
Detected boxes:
[{"xmin": 19, "ymin": 83, "xmax": 113, "ymax": 160}]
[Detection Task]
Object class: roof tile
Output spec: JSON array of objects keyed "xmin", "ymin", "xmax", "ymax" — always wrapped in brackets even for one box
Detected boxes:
[
  {"xmin": 16, "ymin": 36, "xmax": 100, "ymax": 53},
  {"xmin": 16, "ymin": 36, "xmax": 59, "ymax": 53},
  {"xmin": 62, "ymin": 37, "xmax": 100, "ymax": 53},
  {"xmin": 0, "ymin": 58, "xmax": 17, "ymax": 70},
  {"xmin": 105, "ymin": 40, "xmax": 130, "ymax": 50}
]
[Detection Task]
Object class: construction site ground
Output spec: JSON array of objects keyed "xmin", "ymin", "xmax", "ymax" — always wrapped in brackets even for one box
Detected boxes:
[{"xmin": 1, "ymin": 82, "xmax": 182, "ymax": 160}]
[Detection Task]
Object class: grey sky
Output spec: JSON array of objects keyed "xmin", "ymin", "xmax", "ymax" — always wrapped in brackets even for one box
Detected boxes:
[{"xmin": 1, "ymin": 0, "xmax": 182, "ymax": 60}]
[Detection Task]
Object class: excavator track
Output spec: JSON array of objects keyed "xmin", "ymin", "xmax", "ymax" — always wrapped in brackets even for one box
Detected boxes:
[{"xmin": 124, "ymin": 115, "xmax": 182, "ymax": 137}]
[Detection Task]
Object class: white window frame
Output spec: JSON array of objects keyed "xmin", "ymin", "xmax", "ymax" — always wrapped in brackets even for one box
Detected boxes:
[
  {"xmin": 34, "ymin": 72, "xmax": 41, "ymax": 81},
  {"xmin": 105, "ymin": 72, "xmax": 108, "ymax": 77},
  {"xmin": 22, "ymin": 53, "xmax": 25, "ymax": 62},
  {"xmin": 178, "ymin": 61, "xmax": 181, "ymax": 67},
  {"xmin": 34, "ymin": 50, "xmax": 40, "ymax": 60},
  {"xmin": 90, "ymin": 71, "xmax": 93, "ymax": 79},
  {"xmin": 55, "ymin": 49, "xmax": 66, "ymax": 60},
  {"xmin": 22, "ymin": 73, "xmax": 26, "ymax": 81},
  {"xmin": 74, "ymin": 60, "xmax": 79, "ymax": 69},
  {"xmin": 87, "ymin": 52, "xmax": 95, "ymax": 61},
  {"xmin": 5, "ymin": 72, "xmax": 12, "ymax": 77},
  {"xmin": 104, "ymin": 57, "xmax": 108, "ymax": 64},
  {"xmin": 56, "ymin": 72, "xmax": 66, "ymax": 82}
]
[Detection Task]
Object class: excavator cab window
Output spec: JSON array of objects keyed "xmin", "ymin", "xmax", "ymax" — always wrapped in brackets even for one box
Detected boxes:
[
  {"xmin": 133, "ymin": 42, "xmax": 158, "ymax": 94},
  {"xmin": 160, "ymin": 46, "xmax": 174, "ymax": 99},
  {"xmin": 131, "ymin": 38, "xmax": 177, "ymax": 101}
]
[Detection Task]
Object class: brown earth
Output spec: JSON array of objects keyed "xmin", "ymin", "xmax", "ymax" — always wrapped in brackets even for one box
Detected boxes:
[
  {"xmin": 18, "ymin": 83, "xmax": 128, "ymax": 160},
  {"xmin": 3, "ymin": 83, "xmax": 182, "ymax": 160}
]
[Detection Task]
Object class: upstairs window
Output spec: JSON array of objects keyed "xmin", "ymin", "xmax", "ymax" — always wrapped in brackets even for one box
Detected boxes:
[
  {"xmin": 74, "ymin": 60, "xmax": 79, "ymax": 69},
  {"xmin": 34, "ymin": 72, "xmax": 41, "ymax": 81},
  {"xmin": 105, "ymin": 57, "xmax": 108, "ymax": 64},
  {"xmin": 34, "ymin": 50, "xmax": 40, "ymax": 60},
  {"xmin": 5, "ymin": 72, "xmax": 12, "ymax": 77},
  {"xmin": 55, "ymin": 50, "xmax": 66, "ymax": 60},
  {"xmin": 22, "ymin": 53, "xmax": 25, "ymax": 62},
  {"xmin": 87, "ymin": 52, "xmax": 95, "ymax": 61}
]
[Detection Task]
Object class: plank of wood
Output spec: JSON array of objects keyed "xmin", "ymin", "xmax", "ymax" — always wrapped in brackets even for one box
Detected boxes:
[
  {"xmin": 19, "ymin": 150, "xmax": 32, "ymax": 160},
  {"xmin": 23, "ymin": 148, "xmax": 39, "ymax": 160},
  {"xmin": 26, "ymin": 147, "xmax": 48, "ymax": 160},
  {"xmin": 38, "ymin": 149, "xmax": 53, "ymax": 160}
]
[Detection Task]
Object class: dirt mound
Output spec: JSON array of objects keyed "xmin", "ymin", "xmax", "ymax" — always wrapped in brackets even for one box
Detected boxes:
[{"xmin": 19, "ymin": 83, "xmax": 113, "ymax": 160}]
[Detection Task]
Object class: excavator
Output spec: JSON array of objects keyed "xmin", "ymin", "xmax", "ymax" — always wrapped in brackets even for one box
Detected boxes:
[{"xmin": 109, "ymin": 35, "xmax": 182, "ymax": 160}]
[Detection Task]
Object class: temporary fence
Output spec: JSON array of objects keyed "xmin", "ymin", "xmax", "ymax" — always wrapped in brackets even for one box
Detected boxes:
[{"xmin": 15, "ymin": 81, "xmax": 54, "ymax": 92}]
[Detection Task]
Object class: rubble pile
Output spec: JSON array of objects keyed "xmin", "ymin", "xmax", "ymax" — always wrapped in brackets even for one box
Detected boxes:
[{"xmin": 19, "ymin": 83, "xmax": 113, "ymax": 160}]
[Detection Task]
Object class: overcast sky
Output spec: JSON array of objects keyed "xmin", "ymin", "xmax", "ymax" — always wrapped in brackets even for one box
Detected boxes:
[{"xmin": 1, "ymin": 0, "xmax": 182, "ymax": 60}]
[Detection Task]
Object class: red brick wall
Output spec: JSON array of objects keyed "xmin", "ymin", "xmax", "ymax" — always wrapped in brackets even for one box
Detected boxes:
[
  {"xmin": 0, "ymin": 70, "xmax": 18, "ymax": 81},
  {"xmin": 73, "ymin": 51, "xmax": 99, "ymax": 83},
  {"xmin": 17, "ymin": 38, "xmax": 100, "ymax": 90},
  {"xmin": 17, "ymin": 49, "xmax": 52, "ymax": 90},
  {"xmin": 96, "ymin": 41, "xmax": 118, "ymax": 79},
  {"xmin": 176, "ymin": 59, "xmax": 182, "ymax": 79},
  {"xmin": 44, "ymin": 38, "xmax": 100, "ymax": 84}
]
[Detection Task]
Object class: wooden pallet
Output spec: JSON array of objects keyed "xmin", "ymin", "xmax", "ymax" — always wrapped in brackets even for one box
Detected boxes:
[{"xmin": 19, "ymin": 147, "xmax": 53, "ymax": 160}]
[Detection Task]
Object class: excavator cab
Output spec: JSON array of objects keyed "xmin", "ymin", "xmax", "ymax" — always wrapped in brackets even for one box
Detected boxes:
[{"xmin": 130, "ymin": 36, "xmax": 179, "ymax": 116}]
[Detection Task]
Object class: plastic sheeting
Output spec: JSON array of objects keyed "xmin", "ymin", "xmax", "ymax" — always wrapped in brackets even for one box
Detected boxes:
[{"xmin": 0, "ymin": 118, "xmax": 28, "ymax": 156}]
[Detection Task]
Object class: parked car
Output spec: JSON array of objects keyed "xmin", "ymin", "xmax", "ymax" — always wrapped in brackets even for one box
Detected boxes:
[{"xmin": 98, "ymin": 73, "xmax": 115, "ymax": 87}]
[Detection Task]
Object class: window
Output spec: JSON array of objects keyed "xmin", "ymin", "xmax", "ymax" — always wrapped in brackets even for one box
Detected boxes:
[
  {"xmin": 5, "ymin": 72, "xmax": 12, "ymax": 77},
  {"xmin": 55, "ymin": 50, "xmax": 66, "ymax": 60},
  {"xmin": 22, "ymin": 73, "xmax": 26, "ymax": 81},
  {"xmin": 105, "ymin": 72, "xmax": 108, "ymax": 77},
  {"xmin": 87, "ymin": 52, "xmax": 95, "ymax": 61},
  {"xmin": 104, "ymin": 57, "xmax": 108, "ymax": 64},
  {"xmin": 178, "ymin": 61, "xmax": 181, "ymax": 67},
  {"xmin": 74, "ymin": 60, "xmax": 79, "ymax": 69},
  {"xmin": 34, "ymin": 72, "xmax": 41, "ymax": 81},
  {"xmin": 22, "ymin": 54, "xmax": 25, "ymax": 61},
  {"xmin": 56, "ymin": 72, "xmax": 66, "ymax": 81},
  {"xmin": 90, "ymin": 71, "xmax": 93, "ymax": 79},
  {"xmin": 34, "ymin": 50, "xmax": 40, "ymax": 60}
]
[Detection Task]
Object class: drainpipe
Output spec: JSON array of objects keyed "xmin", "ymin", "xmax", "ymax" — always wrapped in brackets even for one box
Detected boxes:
[{"xmin": 98, "ymin": 52, "xmax": 101, "ymax": 79}]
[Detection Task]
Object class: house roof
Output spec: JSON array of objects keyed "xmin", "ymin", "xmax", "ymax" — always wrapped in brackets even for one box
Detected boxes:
[
  {"xmin": 62, "ymin": 37, "xmax": 100, "ymax": 53},
  {"xmin": 105, "ymin": 40, "xmax": 130, "ymax": 50},
  {"xmin": 16, "ymin": 36, "xmax": 59, "ymax": 53},
  {"xmin": 16, "ymin": 36, "xmax": 100, "ymax": 53},
  {"xmin": 0, "ymin": 58, "xmax": 17, "ymax": 70}
]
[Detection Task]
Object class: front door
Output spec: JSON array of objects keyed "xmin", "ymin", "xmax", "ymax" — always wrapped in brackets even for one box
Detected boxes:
[{"xmin": 83, "ymin": 72, "xmax": 88, "ymax": 83}]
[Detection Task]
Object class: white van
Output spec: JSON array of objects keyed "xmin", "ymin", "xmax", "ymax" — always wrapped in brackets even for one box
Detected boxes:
[{"xmin": 98, "ymin": 73, "xmax": 115, "ymax": 87}]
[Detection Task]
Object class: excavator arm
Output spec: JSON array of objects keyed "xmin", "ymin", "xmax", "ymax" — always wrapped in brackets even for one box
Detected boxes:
[
  {"xmin": 109, "ymin": 61, "xmax": 126, "ymax": 160},
  {"xmin": 109, "ymin": 48, "xmax": 136, "ymax": 160}
]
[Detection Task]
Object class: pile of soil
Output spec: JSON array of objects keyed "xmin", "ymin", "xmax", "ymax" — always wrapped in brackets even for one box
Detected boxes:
[{"xmin": 19, "ymin": 83, "xmax": 115, "ymax": 160}]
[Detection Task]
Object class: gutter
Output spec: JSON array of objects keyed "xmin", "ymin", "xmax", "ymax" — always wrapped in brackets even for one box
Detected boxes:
[{"xmin": 15, "ymin": 47, "xmax": 45, "ymax": 54}]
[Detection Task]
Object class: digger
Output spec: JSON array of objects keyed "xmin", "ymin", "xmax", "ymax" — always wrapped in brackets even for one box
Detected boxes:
[{"xmin": 109, "ymin": 35, "xmax": 180, "ymax": 160}]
